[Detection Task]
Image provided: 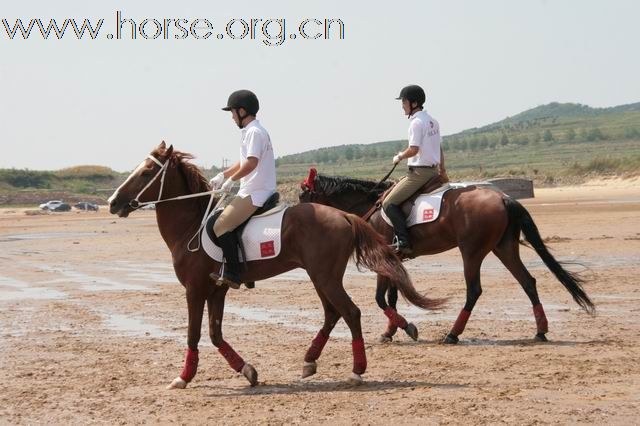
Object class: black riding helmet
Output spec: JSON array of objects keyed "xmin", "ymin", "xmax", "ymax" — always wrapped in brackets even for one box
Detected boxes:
[
  {"xmin": 396, "ymin": 85, "xmax": 426, "ymax": 116},
  {"xmin": 222, "ymin": 89, "xmax": 259, "ymax": 128}
]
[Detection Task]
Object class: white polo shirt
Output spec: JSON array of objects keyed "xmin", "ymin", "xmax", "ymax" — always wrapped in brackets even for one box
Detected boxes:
[
  {"xmin": 237, "ymin": 119, "xmax": 276, "ymax": 207},
  {"xmin": 407, "ymin": 110, "xmax": 441, "ymax": 167}
]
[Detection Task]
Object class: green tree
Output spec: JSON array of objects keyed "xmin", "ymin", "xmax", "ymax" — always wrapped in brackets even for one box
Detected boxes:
[
  {"xmin": 345, "ymin": 146, "xmax": 354, "ymax": 160},
  {"xmin": 500, "ymin": 134, "xmax": 509, "ymax": 147},
  {"xmin": 565, "ymin": 128, "xmax": 576, "ymax": 141},
  {"xmin": 480, "ymin": 136, "xmax": 489, "ymax": 150},
  {"xmin": 543, "ymin": 129, "xmax": 554, "ymax": 142}
]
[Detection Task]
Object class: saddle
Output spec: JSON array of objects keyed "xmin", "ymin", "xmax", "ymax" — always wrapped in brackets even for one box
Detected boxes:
[
  {"xmin": 205, "ymin": 192, "xmax": 280, "ymax": 288},
  {"xmin": 364, "ymin": 175, "xmax": 445, "ymax": 221}
]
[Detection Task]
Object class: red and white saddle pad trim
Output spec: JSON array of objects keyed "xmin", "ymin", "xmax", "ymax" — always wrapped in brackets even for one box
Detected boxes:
[
  {"xmin": 380, "ymin": 183, "xmax": 459, "ymax": 228},
  {"xmin": 202, "ymin": 205, "xmax": 287, "ymax": 262}
]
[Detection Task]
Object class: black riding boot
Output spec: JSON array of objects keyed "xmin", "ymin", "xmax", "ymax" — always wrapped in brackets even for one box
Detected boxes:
[
  {"xmin": 217, "ymin": 232, "xmax": 242, "ymax": 289},
  {"xmin": 384, "ymin": 204, "xmax": 413, "ymax": 256}
]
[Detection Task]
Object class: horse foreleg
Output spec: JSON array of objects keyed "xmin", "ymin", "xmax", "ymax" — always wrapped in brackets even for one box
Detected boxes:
[
  {"xmin": 376, "ymin": 276, "xmax": 418, "ymax": 342},
  {"xmin": 302, "ymin": 291, "xmax": 341, "ymax": 379},
  {"xmin": 207, "ymin": 288, "xmax": 258, "ymax": 386},
  {"xmin": 444, "ymin": 257, "xmax": 483, "ymax": 344},
  {"xmin": 167, "ymin": 285, "xmax": 207, "ymax": 389}
]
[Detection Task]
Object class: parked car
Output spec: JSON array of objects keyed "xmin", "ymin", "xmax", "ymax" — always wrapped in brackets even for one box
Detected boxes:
[
  {"xmin": 50, "ymin": 203, "xmax": 71, "ymax": 212},
  {"xmin": 39, "ymin": 200, "xmax": 64, "ymax": 210},
  {"xmin": 74, "ymin": 202, "xmax": 99, "ymax": 211}
]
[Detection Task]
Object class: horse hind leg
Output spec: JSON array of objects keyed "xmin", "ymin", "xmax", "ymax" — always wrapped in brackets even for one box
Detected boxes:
[
  {"xmin": 317, "ymin": 280, "xmax": 366, "ymax": 385},
  {"xmin": 493, "ymin": 245, "xmax": 548, "ymax": 342},
  {"xmin": 302, "ymin": 290, "xmax": 341, "ymax": 379}
]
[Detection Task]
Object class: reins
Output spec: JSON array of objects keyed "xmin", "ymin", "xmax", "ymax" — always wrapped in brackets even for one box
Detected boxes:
[{"xmin": 130, "ymin": 154, "xmax": 228, "ymax": 252}]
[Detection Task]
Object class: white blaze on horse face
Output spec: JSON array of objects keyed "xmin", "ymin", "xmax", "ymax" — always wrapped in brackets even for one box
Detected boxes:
[{"xmin": 107, "ymin": 160, "xmax": 148, "ymax": 205}]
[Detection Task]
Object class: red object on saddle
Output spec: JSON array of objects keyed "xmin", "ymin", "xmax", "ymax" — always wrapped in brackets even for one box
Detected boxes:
[
  {"xmin": 352, "ymin": 338, "xmax": 367, "ymax": 375},
  {"xmin": 302, "ymin": 168, "xmax": 317, "ymax": 192},
  {"xmin": 305, "ymin": 329, "xmax": 330, "ymax": 362},
  {"xmin": 218, "ymin": 341, "xmax": 245, "ymax": 372},
  {"xmin": 179, "ymin": 347, "xmax": 199, "ymax": 382},
  {"xmin": 383, "ymin": 307, "xmax": 408, "ymax": 329},
  {"xmin": 260, "ymin": 240, "xmax": 275, "ymax": 257}
]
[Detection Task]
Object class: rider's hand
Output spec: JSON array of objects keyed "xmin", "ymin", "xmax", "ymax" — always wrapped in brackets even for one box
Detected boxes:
[
  {"xmin": 209, "ymin": 172, "xmax": 225, "ymax": 189},
  {"xmin": 392, "ymin": 152, "xmax": 403, "ymax": 165},
  {"xmin": 220, "ymin": 178, "xmax": 236, "ymax": 193}
]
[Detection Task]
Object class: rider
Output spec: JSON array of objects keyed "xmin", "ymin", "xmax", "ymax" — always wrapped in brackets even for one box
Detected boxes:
[
  {"xmin": 382, "ymin": 85, "xmax": 447, "ymax": 256},
  {"xmin": 209, "ymin": 89, "xmax": 276, "ymax": 288}
]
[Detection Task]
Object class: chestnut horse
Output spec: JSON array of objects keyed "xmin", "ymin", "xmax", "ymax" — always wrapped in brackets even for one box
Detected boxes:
[
  {"xmin": 108, "ymin": 143, "xmax": 444, "ymax": 388},
  {"xmin": 299, "ymin": 170, "xmax": 595, "ymax": 344}
]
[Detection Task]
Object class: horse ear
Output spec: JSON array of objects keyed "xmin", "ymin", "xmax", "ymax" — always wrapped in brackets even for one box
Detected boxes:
[
  {"xmin": 165, "ymin": 144, "xmax": 174, "ymax": 157},
  {"xmin": 158, "ymin": 141, "xmax": 166, "ymax": 150}
]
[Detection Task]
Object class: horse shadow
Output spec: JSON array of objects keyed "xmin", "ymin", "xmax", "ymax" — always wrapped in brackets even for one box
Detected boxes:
[
  {"xmin": 202, "ymin": 378, "xmax": 467, "ymax": 397},
  {"xmin": 386, "ymin": 337, "xmax": 614, "ymax": 347}
]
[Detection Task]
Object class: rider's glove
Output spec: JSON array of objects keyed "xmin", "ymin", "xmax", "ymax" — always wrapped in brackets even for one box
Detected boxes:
[
  {"xmin": 220, "ymin": 178, "xmax": 236, "ymax": 193},
  {"xmin": 209, "ymin": 172, "xmax": 225, "ymax": 189},
  {"xmin": 392, "ymin": 152, "xmax": 403, "ymax": 165}
]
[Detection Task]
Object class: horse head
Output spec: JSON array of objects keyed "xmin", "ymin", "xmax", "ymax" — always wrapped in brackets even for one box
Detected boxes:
[{"xmin": 108, "ymin": 141, "xmax": 175, "ymax": 217}]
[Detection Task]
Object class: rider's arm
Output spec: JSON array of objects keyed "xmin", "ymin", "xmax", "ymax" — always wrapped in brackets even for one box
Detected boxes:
[
  {"xmin": 230, "ymin": 157, "xmax": 258, "ymax": 181},
  {"xmin": 222, "ymin": 162, "xmax": 241, "ymax": 178},
  {"xmin": 398, "ymin": 146, "xmax": 419, "ymax": 161},
  {"xmin": 439, "ymin": 146, "xmax": 445, "ymax": 170}
]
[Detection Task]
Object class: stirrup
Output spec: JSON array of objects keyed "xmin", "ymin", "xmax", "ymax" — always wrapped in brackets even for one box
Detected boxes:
[
  {"xmin": 389, "ymin": 235, "xmax": 412, "ymax": 256},
  {"xmin": 210, "ymin": 263, "xmax": 241, "ymax": 289}
]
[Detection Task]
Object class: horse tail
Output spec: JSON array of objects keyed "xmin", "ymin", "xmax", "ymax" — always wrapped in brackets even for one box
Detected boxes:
[
  {"xmin": 503, "ymin": 197, "xmax": 595, "ymax": 314},
  {"xmin": 345, "ymin": 213, "xmax": 446, "ymax": 310}
]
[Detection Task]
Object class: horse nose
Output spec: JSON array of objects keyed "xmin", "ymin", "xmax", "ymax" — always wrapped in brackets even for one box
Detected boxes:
[{"xmin": 108, "ymin": 193, "xmax": 119, "ymax": 214}]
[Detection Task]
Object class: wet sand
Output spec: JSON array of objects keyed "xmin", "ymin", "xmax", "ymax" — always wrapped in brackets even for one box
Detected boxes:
[{"xmin": 1, "ymin": 179, "xmax": 639, "ymax": 425}]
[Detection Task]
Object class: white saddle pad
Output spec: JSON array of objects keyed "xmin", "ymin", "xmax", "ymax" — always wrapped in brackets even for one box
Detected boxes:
[
  {"xmin": 381, "ymin": 184, "xmax": 454, "ymax": 228},
  {"xmin": 202, "ymin": 205, "xmax": 288, "ymax": 262}
]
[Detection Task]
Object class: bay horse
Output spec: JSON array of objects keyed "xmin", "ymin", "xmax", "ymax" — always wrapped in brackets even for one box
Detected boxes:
[
  {"xmin": 107, "ymin": 142, "xmax": 444, "ymax": 388},
  {"xmin": 299, "ymin": 169, "xmax": 595, "ymax": 344}
]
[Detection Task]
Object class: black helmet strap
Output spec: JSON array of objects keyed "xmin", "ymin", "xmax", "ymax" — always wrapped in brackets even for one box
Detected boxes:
[
  {"xmin": 407, "ymin": 101, "xmax": 423, "ymax": 119},
  {"xmin": 234, "ymin": 107, "xmax": 249, "ymax": 129}
]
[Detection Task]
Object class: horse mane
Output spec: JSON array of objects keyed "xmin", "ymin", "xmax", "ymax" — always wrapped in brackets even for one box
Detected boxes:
[
  {"xmin": 315, "ymin": 174, "xmax": 393, "ymax": 197},
  {"xmin": 151, "ymin": 146, "xmax": 212, "ymax": 214}
]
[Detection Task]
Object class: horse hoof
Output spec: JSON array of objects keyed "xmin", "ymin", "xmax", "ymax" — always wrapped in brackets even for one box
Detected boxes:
[
  {"xmin": 404, "ymin": 323, "xmax": 419, "ymax": 341},
  {"xmin": 167, "ymin": 377, "xmax": 187, "ymax": 389},
  {"xmin": 442, "ymin": 333, "xmax": 459, "ymax": 344},
  {"xmin": 378, "ymin": 334, "xmax": 393, "ymax": 343},
  {"xmin": 301, "ymin": 361, "xmax": 317, "ymax": 379},
  {"xmin": 241, "ymin": 363, "xmax": 258, "ymax": 387},
  {"xmin": 347, "ymin": 373, "xmax": 364, "ymax": 385},
  {"xmin": 535, "ymin": 332, "xmax": 548, "ymax": 342}
]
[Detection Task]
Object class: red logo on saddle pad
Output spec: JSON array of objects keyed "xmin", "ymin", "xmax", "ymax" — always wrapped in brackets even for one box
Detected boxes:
[
  {"xmin": 260, "ymin": 241, "xmax": 275, "ymax": 257},
  {"xmin": 423, "ymin": 208, "xmax": 434, "ymax": 221}
]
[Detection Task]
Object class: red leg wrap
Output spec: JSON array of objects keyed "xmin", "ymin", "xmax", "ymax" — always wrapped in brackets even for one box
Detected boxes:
[
  {"xmin": 533, "ymin": 304, "xmax": 549, "ymax": 333},
  {"xmin": 304, "ymin": 330, "xmax": 330, "ymax": 362},
  {"xmin": 383, "ymin": 319, "xmax": 398, "ymax": 338},
  {"xmin": 218, "ymin": 341, "xmax": 245, "ymax": 372},
  {"xmin": 451, "ymin": 309, "xmax": 472, "ymax": 336},
  {"xmin": 383, "ymin": 307, "xmax": 408, "ymax": 329},
  {"xmin": 179, "ymin": 347, "xmax": 199, "ymax": 382},
  {"xmin": 352, "ymin": 338, "xmax": 367, "ymax": 375}
]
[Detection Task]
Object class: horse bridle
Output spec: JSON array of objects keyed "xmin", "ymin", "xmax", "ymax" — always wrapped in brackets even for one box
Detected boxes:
[{"xmin": 129, "ymin": 155, "xmax": 169, "ymax": 209}]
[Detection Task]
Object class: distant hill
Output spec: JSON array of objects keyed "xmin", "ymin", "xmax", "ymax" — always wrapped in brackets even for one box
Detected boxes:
[
  {"xmin": 276, "ymin": 101, "xmax": 640, "ymax": 183},
  {"xmin": 1, "ymin": 102, "xmax": 639, "ymax": 206}
]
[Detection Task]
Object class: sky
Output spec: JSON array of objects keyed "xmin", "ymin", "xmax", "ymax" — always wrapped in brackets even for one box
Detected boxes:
[{"xmin": 1, "ymin": 0, "xmax": 639, "ymax": 171}]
